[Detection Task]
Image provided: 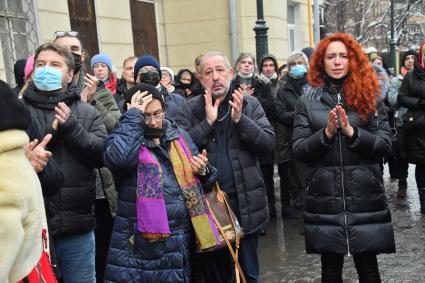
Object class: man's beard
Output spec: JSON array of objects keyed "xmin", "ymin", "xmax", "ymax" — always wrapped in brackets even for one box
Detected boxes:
[{"xmin": 211, "ymin": 81, "xmax": 231, "ymax": 99}]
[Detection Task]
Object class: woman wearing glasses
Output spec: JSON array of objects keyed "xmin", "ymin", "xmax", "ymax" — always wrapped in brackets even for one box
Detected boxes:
[
  {"xmin": 292, "ymin": 33, "xmax": 395, "ymax": 282},
  {"xmin": 103, "ymin": 83, "xmax": 218, "ymax": 282}
]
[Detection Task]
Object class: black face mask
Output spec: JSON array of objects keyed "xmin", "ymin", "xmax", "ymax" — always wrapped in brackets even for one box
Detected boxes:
[
  {"xmin": 71, "ymin": 52, "xmax": 82, "ymax": 74},
  {"xmin": 143, "ymin": 124, "xmax": 165, "ymax": 140},
  {"xmin": 180, "ymin": 82, "xmax": 192, "ymax": 90},
  {"xmin": 140, "ymin": 71, "xmax": 161, "ymax": 86}
]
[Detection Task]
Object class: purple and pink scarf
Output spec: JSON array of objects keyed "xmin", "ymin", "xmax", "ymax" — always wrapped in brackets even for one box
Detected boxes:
[{"xmin": 136, "ymin": 134, "xmax": 219, "ymax": 250}]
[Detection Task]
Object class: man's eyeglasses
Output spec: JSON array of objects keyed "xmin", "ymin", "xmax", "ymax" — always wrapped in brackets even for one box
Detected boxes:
[
  {"xmin": 54, "ymin": 31, "xmax": 79, "ymax": 39},
  {"xmin": 145, "ymin": 112, "xmax": 164, "ymax": 122}
]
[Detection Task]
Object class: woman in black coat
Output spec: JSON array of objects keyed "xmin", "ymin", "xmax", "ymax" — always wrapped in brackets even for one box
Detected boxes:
[
  {"xmin": 292, "ymin": 33, "xmax": 395, "ymax": 282},
  {"xmin": 232, "ymin": 52, "xmax": 275, "ymax": 219},
  {"xmin": 397, "ymin": 41, "xmax": 425, "ymax": 214}
]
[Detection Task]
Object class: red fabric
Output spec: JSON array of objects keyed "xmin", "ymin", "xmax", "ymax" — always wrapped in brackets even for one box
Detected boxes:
[
  {"xmin": 401, "ymin": 66, "xmax": 409, "ymax": 76},
  {"xmin": 419, "ymin": 41, "xmax": 425, "ymax": 70},
  {"xmin": 106, "ymin": 73, "xmax": 117, "ymax": 94},
  {"xmin": 18, "ymin": 230, "xmax": 57, "ymax": 283}
]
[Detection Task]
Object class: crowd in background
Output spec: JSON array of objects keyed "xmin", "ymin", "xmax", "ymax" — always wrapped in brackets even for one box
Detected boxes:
[{"xmin": 1, "ymin": 29, "xmax": 425, "ymax": 283}]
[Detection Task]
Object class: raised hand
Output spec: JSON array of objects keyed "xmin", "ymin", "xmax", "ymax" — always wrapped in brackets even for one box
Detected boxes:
[
  {"xmin": 128, "ymin": 91, "xmax": 151, "ymax": 113},
  {"xmin": 80, "ymin": 73, "xmax": 99, "ymax": 103},
  {"xmin": 325, "ymin": 107, "xmax": 338, "ymax": 139},
  {"xmin": 336, "ymin": 105, "xmax": 354, "ymax": 138},
  {"xmin": 242, "ymin": 85, "xmax": 255, "ymax": 96},
  {"xmin": 204, "ymin": 89, "xmax": 222, "ymax": 126},
  {"xmin": 229, "ymin": 87, "xmax": 244, "ymax": 123},
  {"xmin": 55, "ymin": 102, "xmax": 71, "ymax": 126},
  {"xmin": 24, "ymin": 134, "xmax": 53, "ymax": 173},
  {"xmin": 191, "ymin": 149, "xmax": 208, "ymax": 175}
]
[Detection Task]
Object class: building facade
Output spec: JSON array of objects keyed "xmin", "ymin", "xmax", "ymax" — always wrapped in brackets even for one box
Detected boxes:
[{"xmin": 0, "ymin": 0, "xmax": 311, "ymax": 86}]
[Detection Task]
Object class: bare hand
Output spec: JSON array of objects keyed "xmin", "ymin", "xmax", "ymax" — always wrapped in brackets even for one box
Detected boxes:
[
  {"xmin": 191, "ymin": 149, "xmax": 208, "ymax": 175},
  {"xmin": 55, "ymin": 102, "xmax": 71, "ymax": 126},
  {"xmin": 242, "ymin": 85, "xmax": 255, "ymax": 96},
  {"xmin": 325, "ymin": 108, "xmax": 338, "ymax": 139},
  {"xmin": 24, "ymin": 134, "xmax": 53, "ymax": 173},
  {"xmin": 229, "ymin": 87, "xmax": 244, "ymax": 123},
  {"xmin": 80, "ymin": 73, "xmax": 99, "ymax": 103},
  {"xmin": 52, "ymin": 119, "xmax": 59, "ymax": 131},
  {"xmin": 204, "ymin": 89, "xmax": 222, "ymax": 125},
  {"xmin": 336, "ymin": 105, "xmax": 354, "ymax": 138},
  {"xmin": 127, "ymin": 91, "xmax": 152, "ymax": 113}
]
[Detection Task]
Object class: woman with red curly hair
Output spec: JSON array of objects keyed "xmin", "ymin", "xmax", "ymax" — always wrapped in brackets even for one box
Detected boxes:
[{"xmin": 292, "ymin": 33, "xmax": 395, "ymax": 282}]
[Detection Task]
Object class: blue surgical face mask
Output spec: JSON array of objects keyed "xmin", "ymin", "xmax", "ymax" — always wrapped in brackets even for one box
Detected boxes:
[
  {"xmin": 33, "ymin": 66, "xmax": 63, "ymax": 91},
  {"xmin": 289, "ymin": 64, "xmax": 307, "ymax": 78}
]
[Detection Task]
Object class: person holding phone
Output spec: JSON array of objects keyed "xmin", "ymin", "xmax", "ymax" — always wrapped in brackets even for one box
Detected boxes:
[{"xmin": 292, "ymin": 33, "xmax": 395, "ymax": 282}]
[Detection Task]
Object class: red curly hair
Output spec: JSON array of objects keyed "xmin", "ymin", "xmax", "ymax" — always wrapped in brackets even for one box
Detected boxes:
[{"xmin": 307, "ymin": 33, "xmax": 380, "ymax": 121}]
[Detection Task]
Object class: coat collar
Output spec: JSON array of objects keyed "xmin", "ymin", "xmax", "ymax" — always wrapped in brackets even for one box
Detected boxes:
[{"xmin": 24, "ymin": 84, "xmax": 80, "ymax": 110}]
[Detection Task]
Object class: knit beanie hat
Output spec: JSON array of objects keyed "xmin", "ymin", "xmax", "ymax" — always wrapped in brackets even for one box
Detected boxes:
[
  {"xmin": 301, "ymin": 47, "xmax": 314, "ymax": 61},
  {"xmin": 401, "ymin": 49, "xmax": 417, "ymax": 65},
  {"xmin": 134, "ymin": 55, "xmax": 161, "ymax": 82},
  {"xmin": 0, "ymin": 80, "xmax": 30, "ymax": 131},
  {"xmin": 124, "ymin": 83, "xmax": 164, "ymax": 111},
  {"xmin": 160, "ymin": 67, "xmax": 174, "ymax": 83},
  {"xmin": 91, "ymin": 53, "xmax": 113, "ymax": 71}
]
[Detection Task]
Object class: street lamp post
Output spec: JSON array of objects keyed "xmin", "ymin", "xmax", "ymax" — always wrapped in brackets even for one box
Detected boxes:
[
  {"xmin": 389, "ymin": 0, "xmax": 397, "ymax": 75},
  {"xmin": 253, "ymin": 0, "xmax": 269, "ymax": 61}
]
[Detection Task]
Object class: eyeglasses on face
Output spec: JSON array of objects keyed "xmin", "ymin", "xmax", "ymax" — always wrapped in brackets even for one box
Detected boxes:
[
  {"xmin": 145, "ymin": 112, "xmax": 164, "ymax": 122},
  {"xmin": 54, "ymin": 31, "xmax": 79, "ymax": 39}
]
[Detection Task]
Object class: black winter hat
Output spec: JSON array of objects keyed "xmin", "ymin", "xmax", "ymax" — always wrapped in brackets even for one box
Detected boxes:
[
  {"xmin": 124, "ymin": 83, "xmax": 164, "ymax": 111},
  {"xmin": 401, "ymin": 49, "xmax": 417, "ymax": 65},
  {"xmin": 301, "ymin": 47, "xmax": 315, "ymax": 61},
  {"xmin": 14, "ymin": 59, "xmax": 27, "ymax": 88},
  {"xmin": 133, "ymin": 55, "xmax": 161, "ymax": 82},
  {"xmin": 0, "ymin": 80, "xmax": 30, "ymax": 131}
]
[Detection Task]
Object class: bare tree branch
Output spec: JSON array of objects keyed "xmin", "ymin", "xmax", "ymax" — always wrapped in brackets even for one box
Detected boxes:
[{"xmin": 322, "ymin": 0, "xmax": 425, "ymax": 50}]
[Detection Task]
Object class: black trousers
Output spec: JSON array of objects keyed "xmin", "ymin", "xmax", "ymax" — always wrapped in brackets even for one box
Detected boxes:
[
  {"xmin": 415, "ymin": 164, "xmax": 425, "ymax": 188},
  {"xmin": 278, "ymin": 161, "xmax": 304, "ymax": 209},
  {"xmin": 260, "ymin": 163, "xmax": 277, "ymax": 214},
  {"xmin": 321, "ymin": 253, "xmax": 381, "ymax": 283},
  {"xmin": 392, "ymin": 126, "xmax": 409, "ymax": 179}
]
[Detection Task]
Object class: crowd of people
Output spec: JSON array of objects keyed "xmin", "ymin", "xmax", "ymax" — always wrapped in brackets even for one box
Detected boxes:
[{"xmin": 1, "ymin": 29, "xmax": 425, "ymax": 283}]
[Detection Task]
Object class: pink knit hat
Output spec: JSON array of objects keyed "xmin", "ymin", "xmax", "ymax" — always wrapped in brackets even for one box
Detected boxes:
[{"xmin": 24, "ymin": 55, "xmax": 35, "ymax": 81}]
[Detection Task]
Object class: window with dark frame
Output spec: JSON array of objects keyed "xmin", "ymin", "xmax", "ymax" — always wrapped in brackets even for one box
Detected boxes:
[
  {"xmin": 129, "ymin": 0, "xmax": 159, "ymax": 59},
  {"xmin": 67, "ymin": 0, "xmax": 99, "ymax": 61}
]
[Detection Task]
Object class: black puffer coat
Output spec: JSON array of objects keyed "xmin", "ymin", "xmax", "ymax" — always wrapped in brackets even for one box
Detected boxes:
[
  {"xmin": 275, "ymin": 75, "xmax": 307, "ymax": 162},
  {"xmin": 23, "ymin": 85, "xmax": 107, "ymax": 237},
  {"xmin": 397, "ymin": 66, "xmax": 425, "ymax": 164},
  {"xmin": 233, "ymin": 75, "xmax": 274, "ymax": 165},
  {"xmin": 292, "ymin": 86, "xmax": 395, "ymax": 255}
]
